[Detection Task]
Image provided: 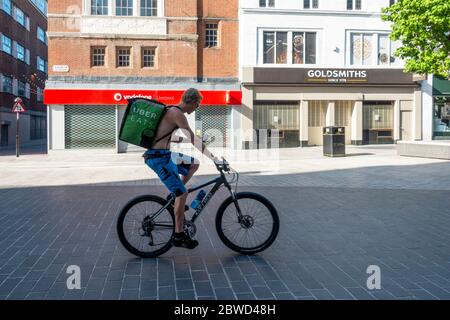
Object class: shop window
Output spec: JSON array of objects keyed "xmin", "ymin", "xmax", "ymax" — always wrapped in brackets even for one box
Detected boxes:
[
  {"xmin": 335, "ymin": 101, "xmax": 353, "ymax": 127},
  {"xmin": 433, "ymin": 97, "xmax": 450, "ymax": 140},
  {"xmin": 141, "ymin": 0, "xmax": 157, "ymax": 16},
  {"xmin": 308, "ymin": 101, "xmax": 327, "ymax": 127},
  {"xmin": 363, "ymin": 103, "xmax": 394, "ymax": 144},
  {"xmin": 30, "ymin": 116, "xmax": 47, "ymax": 140}
]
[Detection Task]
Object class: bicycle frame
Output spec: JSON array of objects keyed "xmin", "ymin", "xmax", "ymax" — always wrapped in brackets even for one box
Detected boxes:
[{"xmin": 149, "ymin": 169, "xmax": 242, "ymax": 223}]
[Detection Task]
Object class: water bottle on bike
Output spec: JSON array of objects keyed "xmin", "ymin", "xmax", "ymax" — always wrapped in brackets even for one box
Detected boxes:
[{"xmin": 191, "ymin": 190, "xmax": 206, "ymax": 209}]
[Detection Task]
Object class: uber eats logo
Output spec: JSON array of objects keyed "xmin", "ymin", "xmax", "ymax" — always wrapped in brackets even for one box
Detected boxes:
[{"xmin": 130, "ymin": 105, "xmax": 158, "ymax": 126}]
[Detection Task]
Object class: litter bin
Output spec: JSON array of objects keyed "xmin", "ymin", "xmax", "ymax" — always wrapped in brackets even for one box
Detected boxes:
[{"xmin": 323, "ymin": 126, "xmax": 345, "ymax": 157}]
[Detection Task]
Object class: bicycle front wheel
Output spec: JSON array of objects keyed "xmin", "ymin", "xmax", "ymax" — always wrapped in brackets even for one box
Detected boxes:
[
  {"xmin": 215, "ymin": 192, "xmax": 279, "ymax": 255},
  {"xmin": 117, "ymin": 195, "xmax": 174, "ymax": 258}
]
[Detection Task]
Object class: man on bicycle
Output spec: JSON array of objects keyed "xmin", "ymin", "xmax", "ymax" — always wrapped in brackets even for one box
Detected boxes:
[{"xmin": 144, "ymin": 88, "xmax": 218, "ymax": 249}]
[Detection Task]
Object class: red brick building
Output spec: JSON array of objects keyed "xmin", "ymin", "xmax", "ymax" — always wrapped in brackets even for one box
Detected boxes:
[
  {"xmin": 45, "ymin": 0, "xmax": 240, "ymax": 152},
  {"xmin": 0, "ymin": 0, "xmax": 48, "ymax": 148}
]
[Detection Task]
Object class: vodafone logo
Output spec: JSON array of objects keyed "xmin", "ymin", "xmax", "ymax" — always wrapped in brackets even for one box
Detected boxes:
[
  {"xmin": 113, "ymin": 93, "xmax": 123, "ymax": 101},
  {"xmin": 113, "ymin": 92, "xmax": 153, "ymax": 102}
]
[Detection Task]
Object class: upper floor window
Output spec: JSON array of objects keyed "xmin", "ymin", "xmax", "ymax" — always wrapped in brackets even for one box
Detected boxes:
[
  {"xmin": 293, "ymin": 32, "xmax": 316, "ymax": 64},
  {"xmin": 37, "ymin": 56, "xmax": 47, "ymax": 73},
  {"xmin": 259, "ymin": 0, "xmax": 274, "ymax": 8},
  {"xmin": 1, "ymin": 34, "xmax": 12, "ymax": 55},
  {"xmin": 91, "ymin": 0, "xmax": 108, "ymax": 15},
  {"xmin": 18, "ymin": 80, "xmax": 26, "ymax": 97},
  {"xmin": 13, "ymin": 6, "xmax": 29, "ymax": 29},
  {"xmin": 37, "ymin": 26, "xmax": 47, "ymax": 45},
  {"xmin": 91, "ymin": 46, "xmax": 106, "ymax": 67},
  {"xmin": 37, "ymin": 87, "xmax": 44, "ymax": 102},
  {"xmin": 304, "ymin": 0, "xmax": 319, "ymax": 9},
  {"xmin": 2, "ymin": 0, "xmax": 12, "ymax": 15},
  {"xmin": 31, "ymin": 0, "xmax": 47, "ymax": 15},
  {"xmin": 2, "ymin": 75, "xmax": 13, "ymax": 93},
  {"xmin": 116, "ymin": 47, "xmax": 131, "ymax": 67},
  {"xmin": 142, "ymin": 47, "xmax": 156, "ymax": 67},
  {"xmin": 205, "ymin": 23, "xmax": 218, "ymax": 48},
  {"xmin": 16, "ymin": 42, "xmax": 25, "ymax": 62},
  {"xmin": 347, "ymin": 0, "xmax": 362, "ymax": 10},
  {"xmin": 262, "ymin": 31, "xmax": 317, "ymax": 65},
  {"xmin": 141, "ymin": 0, "xmax": 157, "ymax": 16},
  {"xmin": 389, "ymin": 0, "xmax": 398, "ymax": 5},
  {"xmin": 350, "ymin": 32, "xmax": 402, "ymax": 66},
  {"xmin": 116, "ymin": 0, "xmax": 133, "ymax": 16}
]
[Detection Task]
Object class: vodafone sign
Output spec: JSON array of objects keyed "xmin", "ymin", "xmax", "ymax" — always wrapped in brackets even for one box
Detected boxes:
[
  {"xmin": 113, "ymin": 93, "xmax": 154, "ymax": 102},
  {"xmin": 44, "ymin": 89, "xmax": 242, "ymax": 106}
]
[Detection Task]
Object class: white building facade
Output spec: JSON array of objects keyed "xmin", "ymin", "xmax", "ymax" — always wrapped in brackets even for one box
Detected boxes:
[{"xmin": 239, "ymin": 0, "xmax": 422, "ymax": 148}]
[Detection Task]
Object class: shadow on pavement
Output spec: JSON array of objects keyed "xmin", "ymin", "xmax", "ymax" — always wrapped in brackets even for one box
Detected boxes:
[{"xmin": 0, "ymin": 161, "xmax": 450, "ymax": 300}]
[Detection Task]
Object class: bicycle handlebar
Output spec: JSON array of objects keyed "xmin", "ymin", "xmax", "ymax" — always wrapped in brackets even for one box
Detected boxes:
[{"xmin": 214, "ymin": 157, "xmax": 230, "ymax": 172}]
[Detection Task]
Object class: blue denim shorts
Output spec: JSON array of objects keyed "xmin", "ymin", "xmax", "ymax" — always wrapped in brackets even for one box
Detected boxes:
[{"xmin": 144, "ymin": 149, "xmax": 198, "ymax": 197}]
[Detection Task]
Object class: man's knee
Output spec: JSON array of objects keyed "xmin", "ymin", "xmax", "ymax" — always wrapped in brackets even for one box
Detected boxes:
[{"xmin": 176, "ymin": 191, "xmax": 188, "ymax": 199}]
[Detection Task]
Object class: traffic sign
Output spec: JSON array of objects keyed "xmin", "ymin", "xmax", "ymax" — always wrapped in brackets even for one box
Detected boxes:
[{"xmin": 12, "ymin": 98, "xmax": 26, "ymax": 113}]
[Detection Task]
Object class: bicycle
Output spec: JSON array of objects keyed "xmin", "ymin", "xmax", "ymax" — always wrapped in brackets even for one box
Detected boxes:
[{"xmin": 117, "ymin": 158, "xmax": 279, "ymax": 258}]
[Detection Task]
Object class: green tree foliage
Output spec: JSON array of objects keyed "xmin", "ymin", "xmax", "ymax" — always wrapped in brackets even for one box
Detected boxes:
[{"xmin": 382, "ymin": 0, "xmax": 450, "ymax": 77}]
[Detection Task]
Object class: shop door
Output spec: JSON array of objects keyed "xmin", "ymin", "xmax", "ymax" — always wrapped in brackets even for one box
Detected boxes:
[
  {"xmin": 363, "ymin": 103, "xmax": 394, "ymax": 144},
  {"xmin": 195, "ymin": 106, "xmax": 230, "ymax": 148},
  {"xmin": 400, "ymin": 110, "xmax": 412, "ymax": 141},
  {"xmin": 65, "ymin": 106, "xmax": 116, "ymax": 149},
  {"xmin": 1, "ymin": 125, "xmax": 8, "ymax": 146}
]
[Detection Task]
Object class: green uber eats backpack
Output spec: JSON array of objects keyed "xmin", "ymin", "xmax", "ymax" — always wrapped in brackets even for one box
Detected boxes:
[{"xmin": 119, "ymin": 98, "xmax": 167, "ymax": 149}]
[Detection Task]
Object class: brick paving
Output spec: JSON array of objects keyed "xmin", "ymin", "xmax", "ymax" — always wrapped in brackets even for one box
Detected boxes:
[{"xmin": 0, "ymin": 184, "xmax": 449, "ymax": 300}]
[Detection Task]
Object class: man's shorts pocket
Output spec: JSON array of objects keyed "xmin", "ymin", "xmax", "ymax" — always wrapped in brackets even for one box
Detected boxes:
[{"xmin": 158, "ymin": 166, "xmax": 172, "ymax": 181}]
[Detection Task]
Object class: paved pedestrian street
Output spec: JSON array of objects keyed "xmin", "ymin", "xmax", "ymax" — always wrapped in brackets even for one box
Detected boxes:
[{"xmin": 0, "ymin": 182, "xmax": 449, "ymax": 300}]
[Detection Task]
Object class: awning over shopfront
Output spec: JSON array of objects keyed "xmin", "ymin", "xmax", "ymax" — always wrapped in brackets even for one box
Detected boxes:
[
  {"xmin": 43, "ymin": 89, "xmax": 242, "ymax": 106},
  {"xmin": 433, "ymin": 76, "xmax": 450, "ymax": 96}
]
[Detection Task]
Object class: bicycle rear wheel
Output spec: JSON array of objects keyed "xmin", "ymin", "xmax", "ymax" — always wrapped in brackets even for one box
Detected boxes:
[
  {"xmin": 117, "ymin": 195, "xmax": 174, "ymax": 258},
  {"xmin": 215, "ymin": 192, "xmax": 279, "ymax": 255}
]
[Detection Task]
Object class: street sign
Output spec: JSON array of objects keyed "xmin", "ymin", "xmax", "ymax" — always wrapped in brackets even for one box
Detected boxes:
[
  {"xmin": 13, "ymin": 97, "xmax": 25, "ymax": 157},
  {"xmin": 12, "ymin": 103, "xmax": 26, "ymax": 113},
  {"xmin": 12, "ymin": 98, "xmax": 26, "ymax": 113}
]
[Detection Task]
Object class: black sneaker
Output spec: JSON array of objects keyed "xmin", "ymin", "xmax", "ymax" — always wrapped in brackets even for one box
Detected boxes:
[
  {"xmin": 166, "ymin": 195, "xmax": 189, "ymax": 212},
  {"xmin": 171, "ymin": 232, "xmax": 199, "ymax": 249}
]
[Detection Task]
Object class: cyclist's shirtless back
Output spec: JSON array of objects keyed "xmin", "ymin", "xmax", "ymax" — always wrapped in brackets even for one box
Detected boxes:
[{"xmin": 151, "ymin": 106, "xmax": 183, "ymax": 150}]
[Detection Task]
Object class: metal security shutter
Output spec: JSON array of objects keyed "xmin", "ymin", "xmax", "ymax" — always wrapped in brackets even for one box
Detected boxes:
[
  {"xmin": 65, "ymin": 105, "xmax": 116, "ymax": 149},
  {"xmin": 195, "ymin": 106, "xmax": 231, "ymax": 148}
]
